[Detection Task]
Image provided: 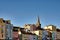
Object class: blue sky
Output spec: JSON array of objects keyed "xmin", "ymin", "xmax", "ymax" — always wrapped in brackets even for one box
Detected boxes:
[{"xmin": 0, "ymin": 0, "xmax": 60, "ymax": 28}]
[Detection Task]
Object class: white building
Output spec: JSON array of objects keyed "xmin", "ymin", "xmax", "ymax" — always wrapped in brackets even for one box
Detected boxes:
[
  {"xmin": 4, "ymin": 20, "xmax": 13, "ymax": 40},
  {"xmin": 6, "ymin": 23, "xmax": 13, "ymax": 40}
]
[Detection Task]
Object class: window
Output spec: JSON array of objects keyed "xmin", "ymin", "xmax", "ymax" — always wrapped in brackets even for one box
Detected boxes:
[
  {"xmin": 1, "ymin": 28, "xmax": 3, "ymax": 33},
  {"xmin": 2, "ymin": 34, "xmax": 3, "ymax": 38},
  {"xmin": 34, "ymin": 38, "xmax": 35, "ymax": 39}
]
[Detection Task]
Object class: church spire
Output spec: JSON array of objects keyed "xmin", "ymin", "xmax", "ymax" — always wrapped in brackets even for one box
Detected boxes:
[
  {"xmin": 37, "ymin": 16, "xmax": 40, "ymax": 24},
  {"xmin": 36, "ymin": 16, "xmax": 41, "ymax": 28}
]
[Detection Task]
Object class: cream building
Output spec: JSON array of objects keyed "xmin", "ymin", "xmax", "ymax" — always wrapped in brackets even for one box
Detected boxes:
[
  {"xmin": 44, "ymin": 25, "xmax": 56, "ymax": 40},
  {"xmin": 24, "ymin": 24, "xmax": 37, "ymax": 31},
  {"xmin": 44, "ymin": 25, "xmax": 56, "ymax": 32},
  {"xmin": 34, "ymin": 29, "xmax": 43, "ymax": 40}
]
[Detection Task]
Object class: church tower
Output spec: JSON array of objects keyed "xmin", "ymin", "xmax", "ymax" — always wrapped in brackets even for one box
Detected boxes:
[{"xmin": 36, "ymin": 16, "xmax": 41, "ymax": 28}]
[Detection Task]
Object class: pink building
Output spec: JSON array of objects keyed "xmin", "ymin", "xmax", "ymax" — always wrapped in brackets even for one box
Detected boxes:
[{"xmin": 12, "ymin": 27, "xmax": 20, "ymax": 40}]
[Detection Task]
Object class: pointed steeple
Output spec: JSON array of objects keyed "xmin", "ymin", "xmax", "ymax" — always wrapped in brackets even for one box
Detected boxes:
[
  {"xmin": 36, "ymin": 16, "xmax": 41, "ymax": 28},
  {"xmin": 37, "ymin": 16, "xmax": 40, "ymax": 24}
]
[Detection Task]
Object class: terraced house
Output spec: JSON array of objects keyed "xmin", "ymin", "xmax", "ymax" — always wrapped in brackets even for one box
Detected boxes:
[
  {"xmin": 0, "ymin": 18, "xmax": 6, "ymax": 40},
  {"xmin": 18, "ymin": 28, "xmax": 38, "ymax": 40},
  {"xmin": 0, "ymin": 18, "xmax": 13, "ymax": 40}
]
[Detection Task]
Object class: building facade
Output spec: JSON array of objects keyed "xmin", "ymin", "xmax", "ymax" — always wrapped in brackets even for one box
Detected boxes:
[
  {"xmin": 0, "ymin": 18, "xmax": 13, "ymax": 40},
  {"xmin": 24, "ymin": 24, "xmax": 37, "ymax": 31},
  {"xmin": 20, "ymin": 31, "xmax": 38, "ymax": 40},
  {"xmin": 22, "ymin": 33, "xmax": 37, "ymax": 40},
  {"xmin": 44, "ymin": 25, "xmax": 56, "ymax": 32},
  {"xmin": 34, "ymin": 29, "xmax": 43, "ymax": 40},
  {"xmin": 13, "ymin": 27, "xmax": 20, "ymax": 40},
  {"xmin": 56, "ymin": 29, "xmax": 60, "ymax": 40},
  {"xmin": 44, "ymin": 25, "xmax": 56, "ymax": 40},
  {"xmin": 0, "ymin": 18, "xmax": 6, "ymax": 40},
  {"xmin": 5, "ymin": 23, "xmax": 13, "ymax": 40},
  {"xmin": 18, "ymin": 28, "xmax": 38, "ymax": 40}
]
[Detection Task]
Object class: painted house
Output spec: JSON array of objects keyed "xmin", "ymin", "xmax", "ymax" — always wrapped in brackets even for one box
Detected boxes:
[
  {"xmin": 44, "ymin": 25, "xmax": 56, "ymax": 32},
  {"xmin": 42, "ymin": 29, "xmax": 50, "ymax": 40},
  {"xmin": 33, "ymin": 28, "xmax": 43, "ymax": 40},
  {"xmin": 44, "ymin": 24, "xmax": 56, "ymax": 40},
  {"xmin": 5, "ymin": 20, "xmax": 13, "ymax": 40},
  {"xmin": 18, "ymin": 28, "xmax": 38, "ymax": 40},
  {"xmin": 0, "ymin": 18, "xmax": 6, "ymax": 40},
  {"xmin": 0, "ymin": 18, "xmax": 13, "ymax": 40},
  {"xmin": 21, "ymin": 32, "xmax": 37, "ymax": 40},
  {"xmin": 13, "ymin": 27, "xmax": 20, "ymax": 40},
  {"xmin": 24, "ymin": 24, "xmax": 37, "ymax": 31}
]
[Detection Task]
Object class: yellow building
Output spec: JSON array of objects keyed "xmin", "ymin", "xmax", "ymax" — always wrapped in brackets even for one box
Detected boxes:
[
  {"xmin": 0, "ymin": 18, "xmax": 6, "ymax": 40},
  {"xmin": 44, "ymin": 25, "xmax": 56, "ymax": 32},
  {"xmin": 24, "ymin": 24, "xmax": 32, "ymax": 31}
]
